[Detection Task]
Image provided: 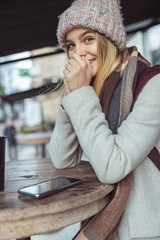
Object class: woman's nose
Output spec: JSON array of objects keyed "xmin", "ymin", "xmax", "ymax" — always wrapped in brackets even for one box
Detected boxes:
[{"xmin": 75, "ymin": 44, "xmax": 86, "ymax": 56}]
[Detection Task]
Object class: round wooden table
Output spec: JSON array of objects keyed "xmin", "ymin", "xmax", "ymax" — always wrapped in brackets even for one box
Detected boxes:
[{"xmin": 0, "ymin": 159, "xmax": 114, "ymax": 240}]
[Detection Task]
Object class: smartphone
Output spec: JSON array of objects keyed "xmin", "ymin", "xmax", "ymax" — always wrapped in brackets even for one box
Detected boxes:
[{"xmin": 18, "ymin": 176, "xmax": 83, "ymax": 198}]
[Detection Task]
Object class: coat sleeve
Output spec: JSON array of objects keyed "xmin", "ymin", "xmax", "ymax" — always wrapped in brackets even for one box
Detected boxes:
[
  {"xmin": 61, "ymin": 74, "xmax": 160, "ymax": 184},
  {"xmin": 48, "ymin": 106, "xmax": 82, "ymax": 169}
]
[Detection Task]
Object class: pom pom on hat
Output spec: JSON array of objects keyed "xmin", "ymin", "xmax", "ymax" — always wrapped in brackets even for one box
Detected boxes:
[{"xmin": 57, "ymin": 0, "xmax": 126, "ymax": 51}]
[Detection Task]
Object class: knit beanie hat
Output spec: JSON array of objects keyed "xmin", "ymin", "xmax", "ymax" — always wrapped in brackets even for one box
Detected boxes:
[{"xmin": 57, "ymin": 0, "xmax": 126, "ymax": 52}]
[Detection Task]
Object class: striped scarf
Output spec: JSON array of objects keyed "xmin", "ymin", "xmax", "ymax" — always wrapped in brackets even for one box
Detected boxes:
[{"xmin": 73, "ymin": 46, "xmax": 151, "ymax": 240}]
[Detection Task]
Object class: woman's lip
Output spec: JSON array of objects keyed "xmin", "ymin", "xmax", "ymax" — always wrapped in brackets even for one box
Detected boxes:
[{"xmin": 89, "ymin": 59, "xmax": 96, "ymax": 63}]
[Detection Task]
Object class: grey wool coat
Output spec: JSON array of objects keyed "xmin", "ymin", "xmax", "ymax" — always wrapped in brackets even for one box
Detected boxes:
[{"xmin": 49, "ymin": 74, "xmax": 160, "ymax": 240}]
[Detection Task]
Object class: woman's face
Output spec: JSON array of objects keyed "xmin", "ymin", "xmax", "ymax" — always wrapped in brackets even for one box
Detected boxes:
[{"xmin": 65, "ymin": 27, "xmax": 98, "ymax": 77}]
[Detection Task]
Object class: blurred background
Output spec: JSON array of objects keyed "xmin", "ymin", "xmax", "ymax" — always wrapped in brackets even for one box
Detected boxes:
[{"xmin": 0, "ymin": 0, "xmax": 160, "ymax": 161}]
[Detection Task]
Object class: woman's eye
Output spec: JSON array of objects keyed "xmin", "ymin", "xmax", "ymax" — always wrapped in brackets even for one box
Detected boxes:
[
  {"xmin": 85, "ymin": 37, "xmax": 93, "ymax": 43},
  {"xmin": 67, "ymin": 43, "xmax": 75, "ymax": 50}
]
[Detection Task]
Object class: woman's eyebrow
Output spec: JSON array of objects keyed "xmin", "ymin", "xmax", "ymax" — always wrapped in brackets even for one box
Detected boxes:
[
  {"xmin": 80, "ymin": 30, "xmax": 95, "ymax": 38},
  {"xmin": 65, "ymin": 39, "xmax": 73, "ymax": 43},
  {"xmin": 66, "ymin": 30, "xmax": 94, "ymax": 43}
]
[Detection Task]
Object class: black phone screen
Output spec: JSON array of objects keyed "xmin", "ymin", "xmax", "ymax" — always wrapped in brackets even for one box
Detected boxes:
[{"xmin": 18, "ymin": 177, "xmax": 83, "ymax": 198}]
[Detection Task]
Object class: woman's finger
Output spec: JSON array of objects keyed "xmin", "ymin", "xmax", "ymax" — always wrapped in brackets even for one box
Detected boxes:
[
  {"xmin": 65, "ymin": 62, "xmax": 73, "ymax": 72},
  {"xmin": 63, "ymin": 69, "xmax": 70, "ymax": 78},
  {"xmin": 71, "ymin": 53, "xmax": 84, "ymax": 64},
  {"xmin": 72, "ymin": 54, "xmax": 92, "ymax": 74},
  {"xmin": 81, "ymin": 56, "xmax": 92, "ymax": 72}
]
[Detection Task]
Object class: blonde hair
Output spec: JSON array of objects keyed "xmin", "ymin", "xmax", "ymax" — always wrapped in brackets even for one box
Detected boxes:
[
  {"xmin": 93, "ymin": 32, "xmax": 122, "ymax": 96},
  {"xmin": 63, "ymin": 31, "xmax": 122, "ymax": 96}
]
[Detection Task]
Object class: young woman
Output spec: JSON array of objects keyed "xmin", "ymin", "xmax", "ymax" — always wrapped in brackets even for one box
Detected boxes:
[{"xmin": 49, "ymin": 0, "xmax": 160, "ymax": 239}]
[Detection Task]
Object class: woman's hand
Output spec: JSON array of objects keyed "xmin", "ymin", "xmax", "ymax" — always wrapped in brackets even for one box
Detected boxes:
[{"xmin": 63, "ymin": 53, "xmax": 93, "ymax": 93}]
